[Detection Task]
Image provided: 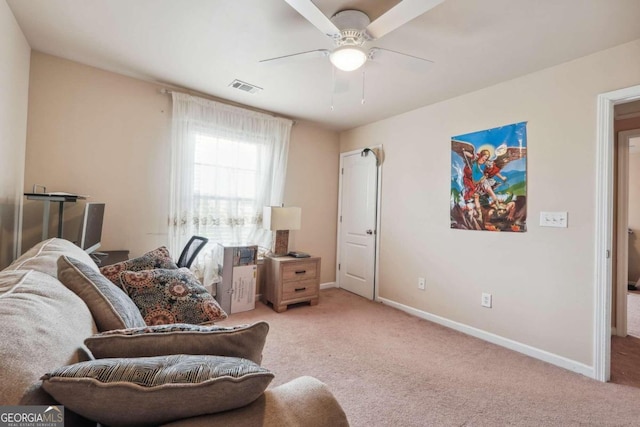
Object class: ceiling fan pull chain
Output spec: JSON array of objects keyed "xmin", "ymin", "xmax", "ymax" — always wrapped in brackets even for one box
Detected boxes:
[
  {"xmin": 361, "ymin": 70, "xmax": 366, "ymax": 105},
  {"xmin": 331, "ymin": 65, "xmax": 335, "ymax": 111}
]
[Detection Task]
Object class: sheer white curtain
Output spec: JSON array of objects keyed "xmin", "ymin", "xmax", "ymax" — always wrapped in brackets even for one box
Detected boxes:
[{"xmin": 168, "ymin": 92, "xmax": 292, "ymax": 270}]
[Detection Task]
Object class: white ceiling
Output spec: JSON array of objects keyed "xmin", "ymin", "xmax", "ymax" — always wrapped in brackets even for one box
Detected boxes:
[{"xmin": 7, "ymin": 0, "xmax": 640, "ymax": 131}]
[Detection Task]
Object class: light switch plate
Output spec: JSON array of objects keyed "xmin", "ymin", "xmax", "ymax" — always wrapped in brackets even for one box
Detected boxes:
[
  {"xmin": 540, "ymin": 211, "xmax": 568, "ymax": 228},
  {"xmin": 481, "ymin": 293, "xmax": 492, "ymax": 308}
]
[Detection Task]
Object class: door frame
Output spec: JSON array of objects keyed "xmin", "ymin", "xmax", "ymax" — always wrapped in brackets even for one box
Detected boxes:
[
  {"xmin": 594, "ymin": 84, "xmax": 640, "ymax": 382},
  {"xmin": 336, "ymin": 145, "xmax": 383, "ymax": 300}
]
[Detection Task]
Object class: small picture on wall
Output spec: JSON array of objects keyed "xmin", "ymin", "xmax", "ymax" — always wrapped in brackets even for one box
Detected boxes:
[{"xmin": 450, "ymin": 121, "xmax": 527, "ymax": 232}]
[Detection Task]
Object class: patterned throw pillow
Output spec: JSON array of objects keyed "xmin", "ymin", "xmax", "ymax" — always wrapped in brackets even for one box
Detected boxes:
[
  {"xmin": 120, "ymin": 268, "xmax": 227, "ymax": 325},
  {"xmin": 84, "ymin": 321, "xmax": 269, "ymax": 364},
  {"xmin": 99, "ymin": 246, "xmax": 178, "ymax": 288},
  {"xmin": 57, "ymin": 256, "xmax": 146, "ymax": 331},
  {"xmin": 41, "ymin": 354, "xmax": 274, "ymax": 426}
]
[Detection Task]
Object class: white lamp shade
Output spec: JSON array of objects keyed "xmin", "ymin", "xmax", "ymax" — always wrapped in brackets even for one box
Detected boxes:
[
  {"xmin": 330, "ymin": 46, "xmax": 367, "ymax": 72},
  {"xmin": 263, "ymin": 206, "xmax": 301, "ymax": 231}
]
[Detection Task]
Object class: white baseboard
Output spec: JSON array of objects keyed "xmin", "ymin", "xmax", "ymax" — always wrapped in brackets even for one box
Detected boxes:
[
  {"xmin": 377, "ymin": 296, "xmax": 595, "ymax": 379},
  {"xmin": 320, "ymin": 282, "xmax": 336, "ymax": 290}
]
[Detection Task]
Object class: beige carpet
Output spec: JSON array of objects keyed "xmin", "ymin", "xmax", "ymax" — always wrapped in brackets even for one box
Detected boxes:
[
  {"xmin": 611, "ymin": 335, "xmax": 640, "ymax": 389},
  {"xmin": 219, "ymin": 288, "xmax": 640, "ymax": 427}
]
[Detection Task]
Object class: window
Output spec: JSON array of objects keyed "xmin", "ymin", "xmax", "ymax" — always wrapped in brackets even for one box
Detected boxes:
[
  {"xmin": 192, "ymin": 131, "xmax": 261, "ymax": 245},
  {"xmin": 168, "ymin": 92, "xmax": 292, "ymax": 258}
]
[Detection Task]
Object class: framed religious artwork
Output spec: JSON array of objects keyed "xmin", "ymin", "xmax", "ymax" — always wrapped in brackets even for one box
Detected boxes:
[{"xmin": 450, "ymin": 122, "xmax": 527, "ymax": 232}]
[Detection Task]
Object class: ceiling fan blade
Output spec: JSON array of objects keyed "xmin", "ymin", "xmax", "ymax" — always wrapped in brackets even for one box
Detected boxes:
[
  {"xmin": 366, "ymin": 0, "xmax": 445, "ymax": 39},
  {"xmin": 368, "ymin": 47, "xmax": 434, "ymax": 73},
  {"xmin": 284, "ymin": 0, "xmax": 341, "ymax": 38},
  {"xmin": 260, "ymin": 49, "xmax": 330, "ymax": 65}
]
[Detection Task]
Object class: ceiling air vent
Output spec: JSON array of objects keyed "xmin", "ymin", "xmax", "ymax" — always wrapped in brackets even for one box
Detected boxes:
[{"xmin": 228, "ymin": 79, "xmax": 262, "ymax": 94}]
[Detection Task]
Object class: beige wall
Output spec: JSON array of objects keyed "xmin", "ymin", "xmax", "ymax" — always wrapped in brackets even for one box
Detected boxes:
[
  {"xmin": 340, "ymin": 39, "xmax": 640, "ymax": 366},
  {"xmin": 0, "ymin": 1, "xmax": 30, "ymax": 268},
  {"xmin": 615, "ymin": 116, "xmax": 640, "ymax": 134},
  {"xmin": 23, "ymin": 52, "xmax": 172, "ymax": 256},
  {"xmin": 23, "ymin": 52, "xmax": 340, "ymax": 283},
  {"xmin": 285, "ymin": 122, "xmax": 340, "ymax": 284}
]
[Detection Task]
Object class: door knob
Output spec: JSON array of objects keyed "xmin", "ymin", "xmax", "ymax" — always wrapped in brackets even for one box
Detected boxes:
[{"xmin": 366, "ymin": 229, "xmax": 373, "ymax": 235}]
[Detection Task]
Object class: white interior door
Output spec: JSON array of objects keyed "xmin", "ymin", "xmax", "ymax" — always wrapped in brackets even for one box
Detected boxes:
[{"xmin": 338, "ymin": 149, "xmax": 379, "ymax": 300}]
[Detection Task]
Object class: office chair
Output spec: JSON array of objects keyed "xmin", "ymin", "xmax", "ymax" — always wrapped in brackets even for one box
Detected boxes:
[{"xmin": 177, "ymin": 236, "xmax": 209, "ymax": 268}]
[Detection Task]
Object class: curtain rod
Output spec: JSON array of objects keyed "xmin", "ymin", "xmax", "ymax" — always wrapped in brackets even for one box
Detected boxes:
[{"xmin": 158, "ymin": 87, "xmax": 296, "ymax": 125}]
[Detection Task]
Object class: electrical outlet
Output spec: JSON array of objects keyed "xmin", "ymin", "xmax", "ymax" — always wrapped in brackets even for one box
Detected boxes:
[
  {"xmin": 481, "ymin": 293, "xmax": 492, "ymax": 308},
  {"xmin": 418, "ymin": 277, "xmax": 426, "ymax": 291}
]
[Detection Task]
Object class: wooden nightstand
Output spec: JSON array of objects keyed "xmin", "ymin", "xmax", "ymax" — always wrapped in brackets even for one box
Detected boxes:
[{"xmin": 262, "ymin": 256, "xmax": 321, "ymax": 312}]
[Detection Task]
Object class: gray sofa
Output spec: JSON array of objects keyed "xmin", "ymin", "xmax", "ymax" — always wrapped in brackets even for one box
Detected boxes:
[{"xmin": 0, "ymin": 238, "xmax": 349, "ymax": 426}]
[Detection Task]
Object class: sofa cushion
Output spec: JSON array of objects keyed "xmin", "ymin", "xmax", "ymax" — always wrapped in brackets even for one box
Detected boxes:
[
  {"xmin": 41, "ymin": 354, "xmax": 273, "ymax": 427},
  {"xmin": 57, "ymin": 256, "xmax": 146, "ymax": 331},
  {"xmin": 84, "ymin": 321, "xmax": 268, "ymax": 364},
  {"xmin": 99, "ymin": 246, "xmax": 178, "ymax": 288},
  {"xmin": 160, "ymin": 376, "xmax": 351, "ymax": 427},
  {"xmin": 0, "ymin": 270, "xmax": 96, "ymax": 405},
  {"xmin": 6, "ymin": 238, "xmax": 99, "ymax": 278},
  {"xmin": 120, "ymin": 268, "xmax": 227, "ymax": 325}
]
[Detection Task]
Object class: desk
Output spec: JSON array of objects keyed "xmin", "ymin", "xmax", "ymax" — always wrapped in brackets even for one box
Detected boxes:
[{"xmin": 24, "ymin": 193, "xmax": 87, "ymax": 240}]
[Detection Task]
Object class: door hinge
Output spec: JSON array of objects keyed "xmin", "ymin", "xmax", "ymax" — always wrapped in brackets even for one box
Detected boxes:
[
  {"xmin": 338, "ymin": 263, "xmax": 341, "ymax": 270},
  {"xmin": 341, "ymin": 168, "xmax": 344, "ymax": 175},
  {"xmin": 340, "ymin": 215, "xmax": 342, "ymax": 223},
  {"xmin": 606, "ymin": 250, "xmax": 611, "ymax": 259}
]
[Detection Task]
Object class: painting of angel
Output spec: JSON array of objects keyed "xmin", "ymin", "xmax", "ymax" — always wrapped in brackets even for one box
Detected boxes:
[{"xmin": 450, "ymin": 122, "xmax": 527, "ymax": 232}]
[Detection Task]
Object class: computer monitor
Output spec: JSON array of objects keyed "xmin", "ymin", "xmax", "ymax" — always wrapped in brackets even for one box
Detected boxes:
[{"xmin": 78, "ymin": 202, "xmax": 105, "ymax": 254}]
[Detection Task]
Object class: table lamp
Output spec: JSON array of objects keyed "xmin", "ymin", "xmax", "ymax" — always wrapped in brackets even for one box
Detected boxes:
[{"xmin": 263, "ymin": 206, "xmax": 301, "ymax": 256}]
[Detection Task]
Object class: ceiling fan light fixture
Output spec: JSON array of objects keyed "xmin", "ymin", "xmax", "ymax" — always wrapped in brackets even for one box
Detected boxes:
[{"xmin": 330, "ymin": 46, "xmax": 367, "ymax": 71}]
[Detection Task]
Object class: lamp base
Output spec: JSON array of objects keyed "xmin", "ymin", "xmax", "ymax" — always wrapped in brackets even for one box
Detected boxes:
[{"xmin": 272, "ymin": 230, "xmax": 289, "ymax": 257}]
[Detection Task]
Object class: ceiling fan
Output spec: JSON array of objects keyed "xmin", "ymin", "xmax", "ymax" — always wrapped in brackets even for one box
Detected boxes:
[{"xmin": 261, "ymin": 0, "xmax": 444, "ymax": 72}]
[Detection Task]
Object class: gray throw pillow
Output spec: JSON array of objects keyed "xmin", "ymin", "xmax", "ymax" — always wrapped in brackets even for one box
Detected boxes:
[
  {"xmin": 41, "ymin": 354, "xmax": 274, "ymax": 427},
  {"xmin": 84, "ymin": 321, "xmax": 269, "ymax": 364},
  {"xmin": 120, "ymin": 267, "xmax": 227, "ymax": 325},
  {"xmin": 57, "ymin": 255, "xmax": 146, "ymax": 331}
]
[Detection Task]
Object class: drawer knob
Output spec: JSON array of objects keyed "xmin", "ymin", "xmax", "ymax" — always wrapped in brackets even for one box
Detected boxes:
[
  {"xmin": 295, "ymin": 287, "xmax": 307, "ymax": 292},
  {"xmin": 295, "ymin": 270, "xmax": 306, "ymax": 275}
]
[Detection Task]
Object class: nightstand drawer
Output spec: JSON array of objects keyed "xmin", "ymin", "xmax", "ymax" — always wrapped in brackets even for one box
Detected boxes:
[
  {"xmin": 282, "ymin": 261, "xmax": 318, "ymax": 282},
  {"xmin": 282, "ymin": 279, "xmax": 319, "ymax": 300}
]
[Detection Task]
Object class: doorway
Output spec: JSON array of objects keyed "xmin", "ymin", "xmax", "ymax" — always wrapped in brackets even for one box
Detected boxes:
[
  {"xmin": 615, "ymin": 127, "xmax": 640, "ymax": 338},
  {"xmin": 609, "ymin": 108, "xmax": 640, "ymax": 387},
  {"xmin": 594, "ymin": 85, "xmax": 640, "ymax": 382},
  {"xmin": 624, "ymin": 129, "xmax": 640, "ymax": 340},
  {"xmin": 336, "ymin": 147, "xmax": 382, "ymax": 300}
]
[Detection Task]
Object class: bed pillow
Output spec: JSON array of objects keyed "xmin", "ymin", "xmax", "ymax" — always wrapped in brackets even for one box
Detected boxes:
[
  {"xmin": 84, "ymin": 321, "xmax": 269, "ymax": 364},
  {"xmin": 57, "ymin": 256, "xmax": 146, "ymax": 331},
  {"xmin": 99, "ymin": 246, "xmax": 177, "ymax": 288},
  {"xmin": 41, "ymin": 354, "xmax": 273, "ymax": 427},
  {"xmin": 120, "ymin": 268, "xmax": 227, "ymax": 325}
]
